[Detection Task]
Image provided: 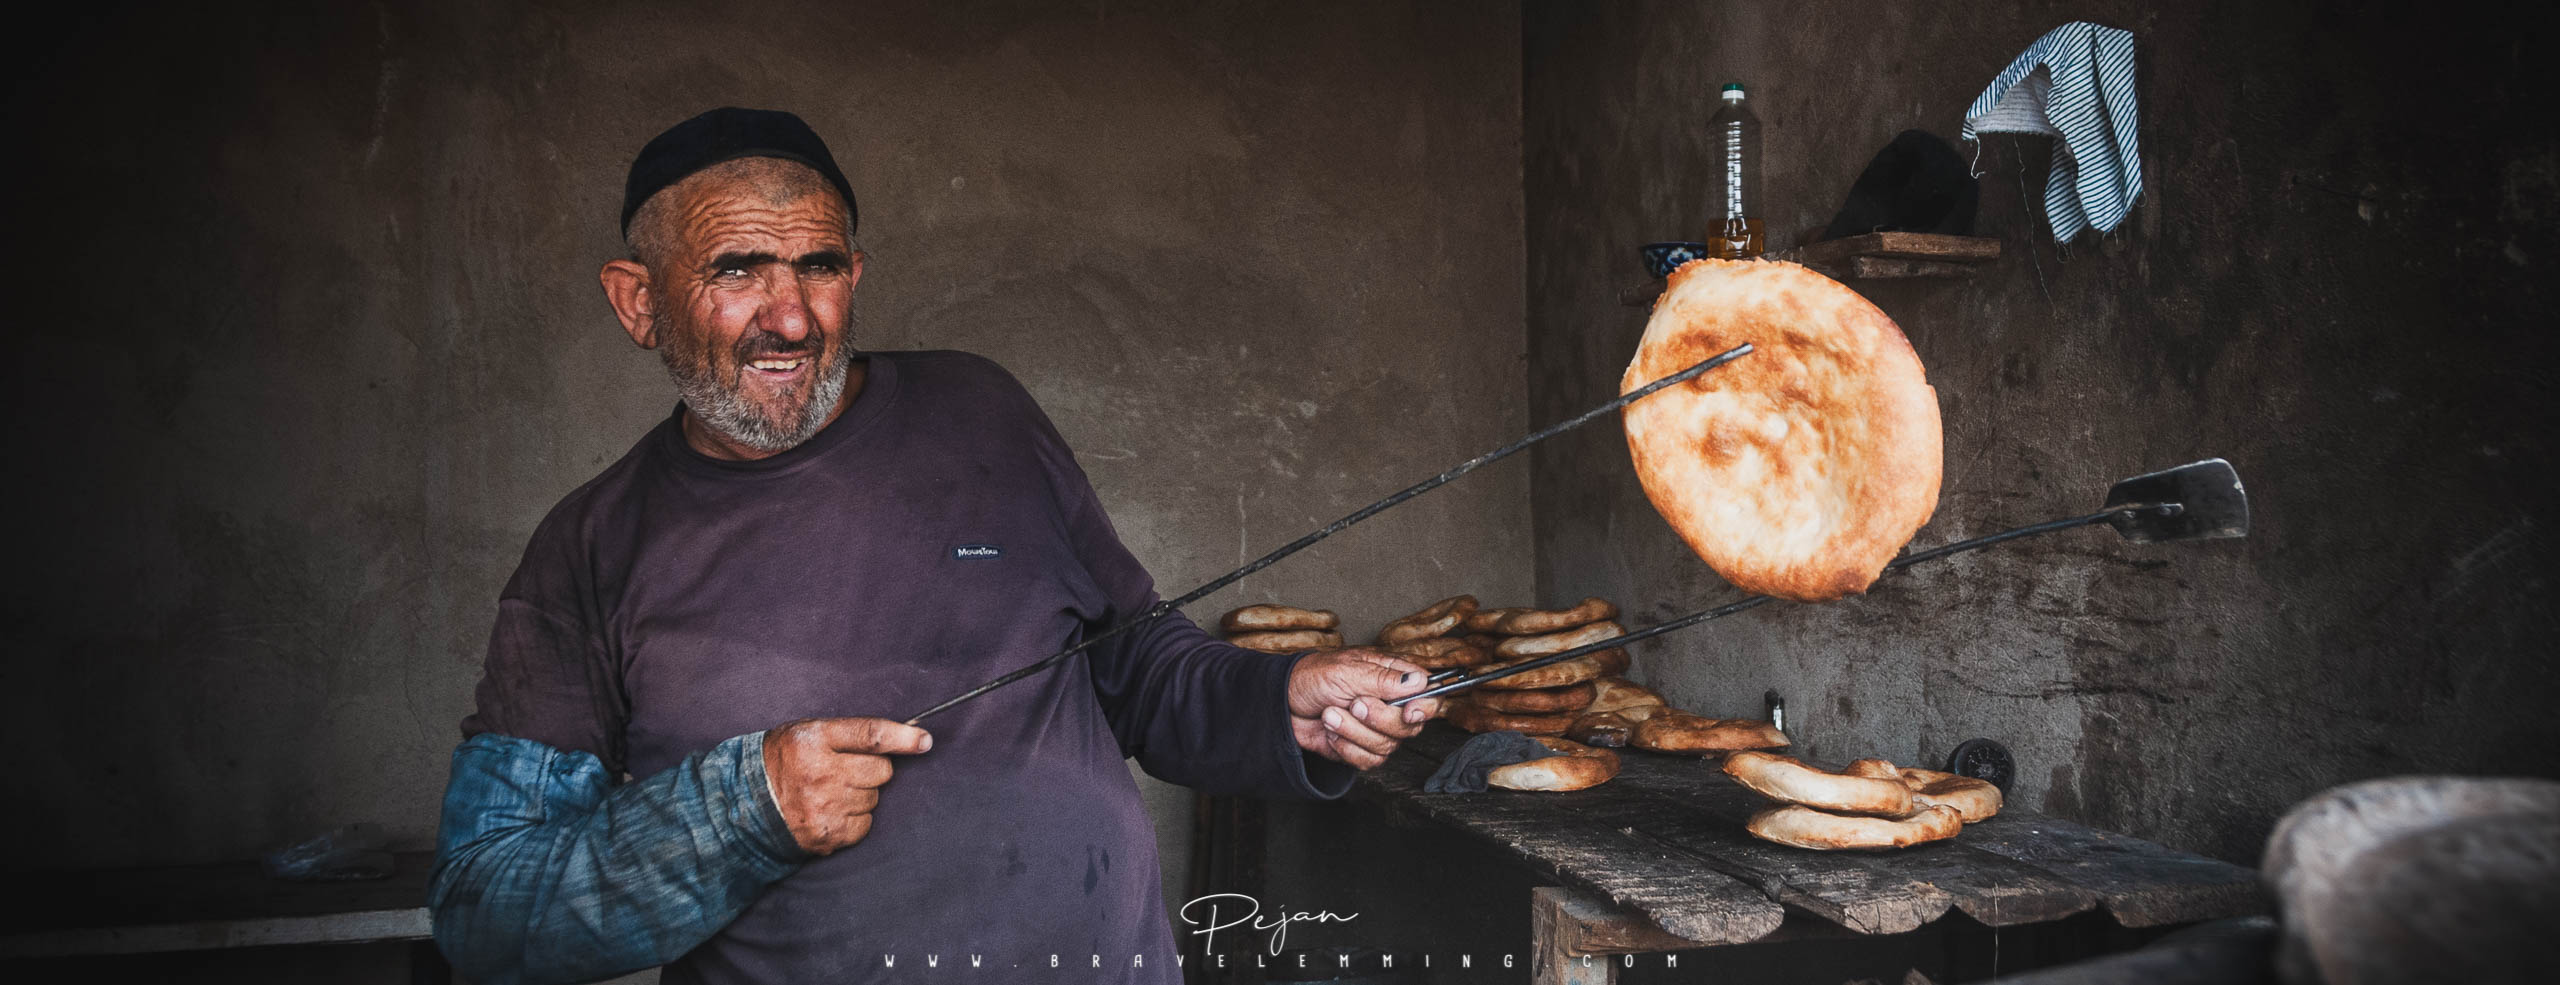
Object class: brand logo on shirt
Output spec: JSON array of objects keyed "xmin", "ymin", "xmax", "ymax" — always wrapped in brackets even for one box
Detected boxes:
[{"xmin": 952, "ymin": 544, "xmax": 1003, "ymax": 560}]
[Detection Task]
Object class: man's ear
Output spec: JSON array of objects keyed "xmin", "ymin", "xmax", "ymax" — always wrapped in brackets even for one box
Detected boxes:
[{"xmin": 599, "ymin": 259, "xmax": 659, "ymax": 349}]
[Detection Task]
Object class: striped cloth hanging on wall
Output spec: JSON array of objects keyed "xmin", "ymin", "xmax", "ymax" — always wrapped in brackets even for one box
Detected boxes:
[{"xmin": 1962, "ymin": 21, "xmax": 2142, "ymax": 243}]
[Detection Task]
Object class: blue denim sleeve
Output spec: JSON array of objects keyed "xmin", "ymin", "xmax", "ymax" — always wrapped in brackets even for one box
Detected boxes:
[{"xmin": 428, "ymin": 731, "xmax": 810, "ymax": 985}]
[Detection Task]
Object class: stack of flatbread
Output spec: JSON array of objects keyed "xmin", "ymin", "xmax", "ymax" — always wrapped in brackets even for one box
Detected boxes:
[
  {"xmin": 1384, "ymin": 596, "xmax": 1630, "ymax": 736},
  {"xmin": 1722, "ymin": 751, "xmax": 2002, "ymax": 851},
  {"xmin": 1218, "ymin": 604, "xmax": 1342, "ymax": 653}
]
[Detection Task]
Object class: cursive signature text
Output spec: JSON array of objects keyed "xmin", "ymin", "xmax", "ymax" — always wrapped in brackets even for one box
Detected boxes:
[{"xmin": 1178, "ymin": 893, "xmax": 1359, "ymax": 955}]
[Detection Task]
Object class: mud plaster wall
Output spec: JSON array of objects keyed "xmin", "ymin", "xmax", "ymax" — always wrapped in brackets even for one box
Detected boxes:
[
  {"xmin": 1, "ymin": 0, "xmax": 1528, "ymax": 919},
  {"xmin": 1520, "ymin": 0, "xmax": 2558, "ymax": 865}
]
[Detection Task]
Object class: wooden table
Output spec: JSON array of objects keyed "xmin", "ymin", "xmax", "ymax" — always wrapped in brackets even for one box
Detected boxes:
[
  {"xmin": 1353, "ymin": 726, "xmax": 2268, "ymax": 984},
  {"xmin": 0, "ymin": 850, "xmax": 446, "ymax": 982}
]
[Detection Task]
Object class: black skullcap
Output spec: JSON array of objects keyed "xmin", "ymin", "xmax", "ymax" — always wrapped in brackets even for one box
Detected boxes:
[{"xmin": 619, "ymin": 107, "xmax": 859, "ymax": 238}]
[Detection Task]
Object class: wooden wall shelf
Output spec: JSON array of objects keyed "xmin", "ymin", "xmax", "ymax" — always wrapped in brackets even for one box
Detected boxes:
[{"xmin": 1620, "ymin": 232, "xmax": 2001, "ymax": 305}]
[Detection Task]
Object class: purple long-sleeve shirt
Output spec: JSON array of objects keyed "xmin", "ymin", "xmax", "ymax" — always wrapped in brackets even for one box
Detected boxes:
[{"xmin": 453, "ymin": 350, "xmax": 1350, "ymax": 982}]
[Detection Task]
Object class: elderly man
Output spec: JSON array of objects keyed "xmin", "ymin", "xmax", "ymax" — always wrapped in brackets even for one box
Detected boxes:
[{"xmin": 429, "ymin": 108, "xmax": 1441, "ymax": 984}]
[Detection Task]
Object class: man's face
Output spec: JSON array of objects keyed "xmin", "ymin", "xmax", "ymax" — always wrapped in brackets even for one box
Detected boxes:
[{"xmin": 643, "ymin": 172, "xmax": 862, "ymax": 453}]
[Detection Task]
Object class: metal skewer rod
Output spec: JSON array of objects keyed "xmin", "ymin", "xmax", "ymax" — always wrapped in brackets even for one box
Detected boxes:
[
  {"xmin": 902, "ymin": 342, "xmax": 1758, "ymax": 725},
  {"xmin": 1391, "ymin": 503, "xmax": 2176, "ymax": 706}
]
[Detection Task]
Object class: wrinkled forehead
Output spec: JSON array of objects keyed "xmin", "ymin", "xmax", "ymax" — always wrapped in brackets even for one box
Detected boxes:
[{"xmin": 658, "ymin": 159, "xmax": 854, "ymax": 254}]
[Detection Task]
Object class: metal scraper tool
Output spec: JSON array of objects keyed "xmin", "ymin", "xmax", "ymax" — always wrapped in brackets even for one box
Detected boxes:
[
  {"xmin": 902, "ymin": 343, "xmax": 1757, "ymax": 725},
  {"xmin": 1399, "ymin": 458, "xmax": 2252, "ymax": 703}
]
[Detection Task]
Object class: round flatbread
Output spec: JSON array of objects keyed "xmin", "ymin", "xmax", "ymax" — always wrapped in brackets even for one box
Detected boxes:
[
  {"xmin": 1382, "ymin": 636, "xmax": 1488, "ymax": 670},
  {"xmin": 1747, "ymin": 804, "xmax": 1963, "ymax": 850},
  {"xmin": 1722, "ymin": 751, "xmax": 1912, "ymax": 816},
  {"xmin": 1219, "ymin": 604, "xmax": 1339, "ymax": 633},
  {"xmin": 1445, "ymin": 700, "xmax": 1576, "ymax": 735},
  {"xmin": 1607, "ymin": 702, "xmax": 1665, "ymax": 722},
  {"xmin": 1631, "ymin": 714, "xmax": 1789, "ymax": 755},
  {"xmin": 1470, "ymin": 682, "xmax": 1595, "ymax": 714},
  {"xmin": 1584, "ymin": 677, "xmax": 1666, "ymax": 717},
  {"xmin": 1492, "ymin": 597, "xmax": 1618, "ymax": 635},
  {"xmin": 1898, "ymin": 767, "xmax": 2004, "ymax": 822},
  {"xmin": 1489, "ymin": 736, "xmax": 1621, "ymax": 792},
  {"xmin": 1472, "ymin": 653, "xmax": 1606, "ymax": 690},
  {"xmin": 1225, "ymin": 629, "xmax": 1341, "ymax": 653},
  {"xmin": 1378, "ymin": 595, "xmax": 1478, "ymax": 644},
  {"xmin": 1564, "ymin": 711, "xmax": 1638, "ymax": 748},
  {"xmin": 1494, "ymin": 621, "xmax": 1625, "ymax": 659},
  {"xmin": 1461, "ymin": 607, "xmax": 1527, "ymax": 634},
  {"xmin": 1621, "ymin": 260, "xmax": 1943, "ymax": 602}
]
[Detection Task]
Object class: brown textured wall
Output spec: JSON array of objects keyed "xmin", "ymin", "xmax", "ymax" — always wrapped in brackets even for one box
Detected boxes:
[
  {"xmin": 1520, "ymin": 0, "xmax": 2558, "ymax": 865},
  {"xmin": 2, "ymin": 0, "xmax": 1528, "ymax": 914}
]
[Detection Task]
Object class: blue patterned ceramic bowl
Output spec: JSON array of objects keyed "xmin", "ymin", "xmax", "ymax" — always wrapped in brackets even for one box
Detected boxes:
[{"xmin": 1642, "ymin": 242, "xmax": 1710, "ymax": 278}]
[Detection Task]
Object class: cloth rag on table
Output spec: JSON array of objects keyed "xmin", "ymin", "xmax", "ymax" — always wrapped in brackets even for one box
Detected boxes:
[
  {"xmin": 1424, "ymin": 731, "xmax": 1555, "ymax": 793},
  {"xmin": 1962, "ymin": 21, "xmax": 2141, "ymax": 242}
]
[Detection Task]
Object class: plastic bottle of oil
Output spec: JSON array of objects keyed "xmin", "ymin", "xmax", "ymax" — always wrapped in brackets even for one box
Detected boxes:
[{"xmin": 1706, "ymin": 83, "xmax": 1764, "ymax": 259}]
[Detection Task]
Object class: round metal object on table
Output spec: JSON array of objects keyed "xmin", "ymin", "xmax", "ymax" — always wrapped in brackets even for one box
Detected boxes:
[{"xmin": 1948, "ymin": 737, "xmax": 2015, "ymax": 792}]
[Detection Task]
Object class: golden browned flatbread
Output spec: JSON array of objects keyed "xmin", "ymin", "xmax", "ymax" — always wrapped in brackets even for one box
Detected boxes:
[
  {"xmin": 1461, "ymin": 607, "xmax": 1526, "ymax": 634},
  {"xmin": 1378, "ymin": 595, "xmax": 1478, "ymax": 644},
  {"xmin": 1493, "ymin": 620, "xmax": 1625, "ymax": 659},
  {"xmin": 1219, "ymin": 604, "xmax": 1339, "ymax": 633},
  {"xmin": 1631, "ymin": 714, "xmax": 1789, "ymax": 755},
  {"xmin": 1492, "ymin": 597, "xmax": 1619, "ymax": 635},
  {"xmin": 1225, "ymin": 629, "xmax": 1342, "ymax": 653},
  {"xmin": 1382, "ymin": 636, "xmax": 1488, "ymax": 670},
  {"xmin": 1608, "ymin": 702, "xmax": 1664, "ymax": 722},
  {"xmin": 1488, "ymin": 736, "xmax": 1621, "ymax": 791},
  {"xmin": 1470, "ymin": 682, "xmax": 1595, "ymax": 714},
  {"xmin": 1620, "ymin": 260, "xmax": 1943, "ymax": 601},
  {"xmin": 1592, "ymin": 647, "xmax": 1631, "ymax": 676},
  {"xmin": 1564, "ymin": 711, "xmax": 1638, "ymax": 748},
  {"xmin": 1444, "ymin": 700, "xmax": 1575, "ymax": 735},
  {"xmin": 1747, "ymin": 804, "xmax": 1963, "ymax": 850},
  {"xmin": 1584, "ymin": 677, "xmax": 1666, "ymax": 716},
  {"xmin": 1472, "ymin": 653, "xmax": 1606, "ymax": 690},
  {"xmin": 1721, "ymin": 751, "xmax": 1911, "ymax": 816},
  {"xmin": 1897, "ymin": 767, "xmax": 2003, "ymax": 822}
]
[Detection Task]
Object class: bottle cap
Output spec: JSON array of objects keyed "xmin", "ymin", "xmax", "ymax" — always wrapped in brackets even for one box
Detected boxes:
[{"xmin": 1722, "ymin": 83, "xmax": 1746, "ymax": 94}]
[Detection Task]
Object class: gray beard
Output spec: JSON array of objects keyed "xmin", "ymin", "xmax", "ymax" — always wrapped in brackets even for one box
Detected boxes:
[{"xmin": 662, "ymin": 315, "xmax": 857, "ymax": 454}]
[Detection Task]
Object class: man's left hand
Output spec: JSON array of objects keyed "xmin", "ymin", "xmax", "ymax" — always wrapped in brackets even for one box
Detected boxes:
[{"xmin": 1286, "ymin": 648, "xmax": 1442, "ymax": 769}]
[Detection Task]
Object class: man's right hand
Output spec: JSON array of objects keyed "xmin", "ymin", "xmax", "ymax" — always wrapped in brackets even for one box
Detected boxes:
[{"xmin": 760, "ymin": 717, "xmax": 933, "ymax": 855}]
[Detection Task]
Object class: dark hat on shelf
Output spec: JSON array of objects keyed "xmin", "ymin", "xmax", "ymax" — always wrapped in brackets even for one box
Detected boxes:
[{"xmin": 1820, "ymin": 129, "xmax": 1977, "ymax": 241}]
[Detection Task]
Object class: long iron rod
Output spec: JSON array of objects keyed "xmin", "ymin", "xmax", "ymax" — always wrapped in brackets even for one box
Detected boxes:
[
  {"xmin": 902, "ymin": 342, "xmax": 1758, "ymax": 725},
  {"xmin": 1392, "ymin": 505, "xmax": 2159, "ymax": 706}
]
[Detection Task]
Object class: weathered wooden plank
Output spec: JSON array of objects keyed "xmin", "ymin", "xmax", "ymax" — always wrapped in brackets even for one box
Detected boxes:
[
  {"xmin": 1844, "ymin": 257, "xmax": 1976, "ymax": 278},
  {"xmin": 1851, "ymin": 839, "xmax": 2100, "ymax": 927},
  {"xmin": 1591, "ymin": 794, "xmax": 1954, "ymax": 935},
  {"xmin": 1958, "ymin": 812, "xmax": 2268, "ymax": 927},
  {"xmin": 1366, "ymin": 726, "xmax": 2256, "ymax": 945},
  {"xmin": 1359, "ymin": 732, "xmax": 1785, "ymax": 945},
  {"xmin": 1586, "ymin": 747, "xmax": 2110, "ymax": 928},
  {"xmin": 1531, "ymin": 887, "xmax": 1709, "ymax": 985},
  {"xmin": 1798, "ymin": 231, "xmax": 2001, "ymax": 265},
  {"xmin": 1532, "ymin": 886, "xmax": 1708, "ymax": 956},
  {"xmin": 1386, "ymin": 733, "xmax": 1962, "ymax": 935}
]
